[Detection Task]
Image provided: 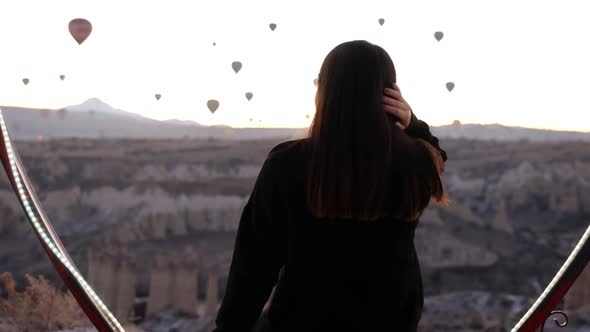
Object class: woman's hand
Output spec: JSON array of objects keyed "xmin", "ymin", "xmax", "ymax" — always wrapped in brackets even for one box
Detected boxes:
[{"xmin": 382, "ymin": 83, "xmax": 412, "ymax": 130}]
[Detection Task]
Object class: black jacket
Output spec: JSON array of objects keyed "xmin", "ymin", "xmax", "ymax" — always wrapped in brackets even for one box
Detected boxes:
[{"xmin": 212, "ymin": 113, "xmax": 447, "ymax": 332}]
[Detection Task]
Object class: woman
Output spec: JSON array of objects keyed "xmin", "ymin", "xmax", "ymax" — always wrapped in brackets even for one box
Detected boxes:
[{"xmin": 212, "ymin": 40, "xmax": 450, "ymax": 332}]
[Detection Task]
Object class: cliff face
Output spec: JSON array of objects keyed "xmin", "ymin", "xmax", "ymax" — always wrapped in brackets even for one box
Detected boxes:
[{"xmin": 0, "ymin": 137, "xmax": 589, "ymax": 329}]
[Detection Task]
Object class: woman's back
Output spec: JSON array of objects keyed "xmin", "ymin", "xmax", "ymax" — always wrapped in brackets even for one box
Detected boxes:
[{"xmin": 260, "ymin": 138, "xmax": 424, "ymax": 332}]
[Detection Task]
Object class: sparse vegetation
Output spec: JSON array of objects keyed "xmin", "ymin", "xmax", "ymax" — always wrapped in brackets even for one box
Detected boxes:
[{"xmin": 0, "ymin": 272, "xmax": 90, "ymax": 331}]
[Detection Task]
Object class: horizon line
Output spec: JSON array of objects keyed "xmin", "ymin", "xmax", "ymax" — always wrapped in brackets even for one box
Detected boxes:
[{"xmin": 1, "ymin": 104, "xmax": 589, "ymax": 134}]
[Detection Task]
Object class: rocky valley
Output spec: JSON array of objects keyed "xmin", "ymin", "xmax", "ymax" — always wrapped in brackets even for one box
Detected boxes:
[{"xmin": 0, "ymin": 136, "xmax": 589, "ymax": 331}]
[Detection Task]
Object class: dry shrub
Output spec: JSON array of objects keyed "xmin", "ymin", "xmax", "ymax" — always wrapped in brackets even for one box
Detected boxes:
[{"xmin": 0, "ymin": 272, "xmax": 91, "ymax": 331}]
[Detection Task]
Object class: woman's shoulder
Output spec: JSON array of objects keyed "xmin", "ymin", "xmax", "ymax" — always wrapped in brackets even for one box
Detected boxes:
[
  {"xmin": 256, "ymin": 138, "xmax": 308, "ymax": 190},
  {"xmin": 267, "ymin": 137, "xmax": 310, "ymax": 160}
]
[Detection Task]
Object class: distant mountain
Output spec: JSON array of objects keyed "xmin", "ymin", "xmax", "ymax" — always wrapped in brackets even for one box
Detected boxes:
[
  {"xmin": 290, "ymin": 122, "xmax": 590, "ymax": 142},
  {"xmin": 0, "ymin": 100, "xmax": 589, "ymax": 142},
  {"xmin": 431, "ymin": 122, "xmax": 590, "ymax": 142},
  {"xmin": 0, "ymin": 98, "xmax": 203, "ymax": 140},
  {"xmin": 0, "ymin": 99, "xmax": 301, "ymax": 141},
  {"xmin": 66, "ymin": 98, "xmax": 130, "ymax": 116},
  {"xmin": 65, "ymin": 98, "xmax": 203, "ymax": 126}
]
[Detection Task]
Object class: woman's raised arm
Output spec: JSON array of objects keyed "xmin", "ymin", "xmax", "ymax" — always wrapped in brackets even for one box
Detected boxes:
[{"xmin": 404, "ymin": 112, "xmax": 448, "ymax": 162}]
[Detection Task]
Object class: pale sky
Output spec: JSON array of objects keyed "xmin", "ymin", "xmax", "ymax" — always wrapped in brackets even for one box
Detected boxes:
[{"xmin": 0, "ymin": 0, "xmax": 589, "ymax": 131}]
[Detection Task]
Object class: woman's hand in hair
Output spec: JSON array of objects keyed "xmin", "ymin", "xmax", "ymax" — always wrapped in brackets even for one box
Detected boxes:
[{"xmin": 382, "ymin": 83, "xmax": 412, "ymax": 130}]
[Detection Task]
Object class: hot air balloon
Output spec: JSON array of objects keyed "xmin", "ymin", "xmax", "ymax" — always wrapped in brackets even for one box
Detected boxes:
[
  {"xmin": 245, "ymin": 92, "xmax": 253, "ymax": 101},
  {"xmin": 378, "ymin": 18, "xmax": 385, "ymax": 26},
  {"xmin": 250, "ymin": 118, "xmax": 253, "ymax": 122},
  {"xmin": 434, "ymin": 31, "xmax": 444, "ymax": 42},
  {"xmin": 305, "ymin": 114, "xmax": 310, "ymax": 119},
  {"xmin": 269, "ymin": 23, "xmax": 277, "ymax": 31},
  {"xmin": 213, "ymin": 42, "xmax": 216, "ymax": 46},
  {"xmin": 155, "ymin": 94, "xmax": 161, "ymax": 101},
  {"xmin": 59, "ymin": 75, "xmax": 65, "ymax": 81},
  {"xmin": 69, "ymin": 18, "xmax": 92, "ymax": 45},
  {"xmin": 22, "ymin": 78, "xmax": 29, "ymax": 85},
  {"xmin": 446, "ymin": 82, "xmax": 455, "ymax": 92},
  {"xmin": 207, "ymin": 100, "xmax": 220, "ymax": 113},
  {"xmin": 232, "ymin": 61, "xmax": 242, "ymax": 74}
]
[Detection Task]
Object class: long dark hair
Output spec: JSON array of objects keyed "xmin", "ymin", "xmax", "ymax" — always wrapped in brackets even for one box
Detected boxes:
[{"xmin": 305, "ymin": 40, "xmax": 449, "ymax": 222}]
